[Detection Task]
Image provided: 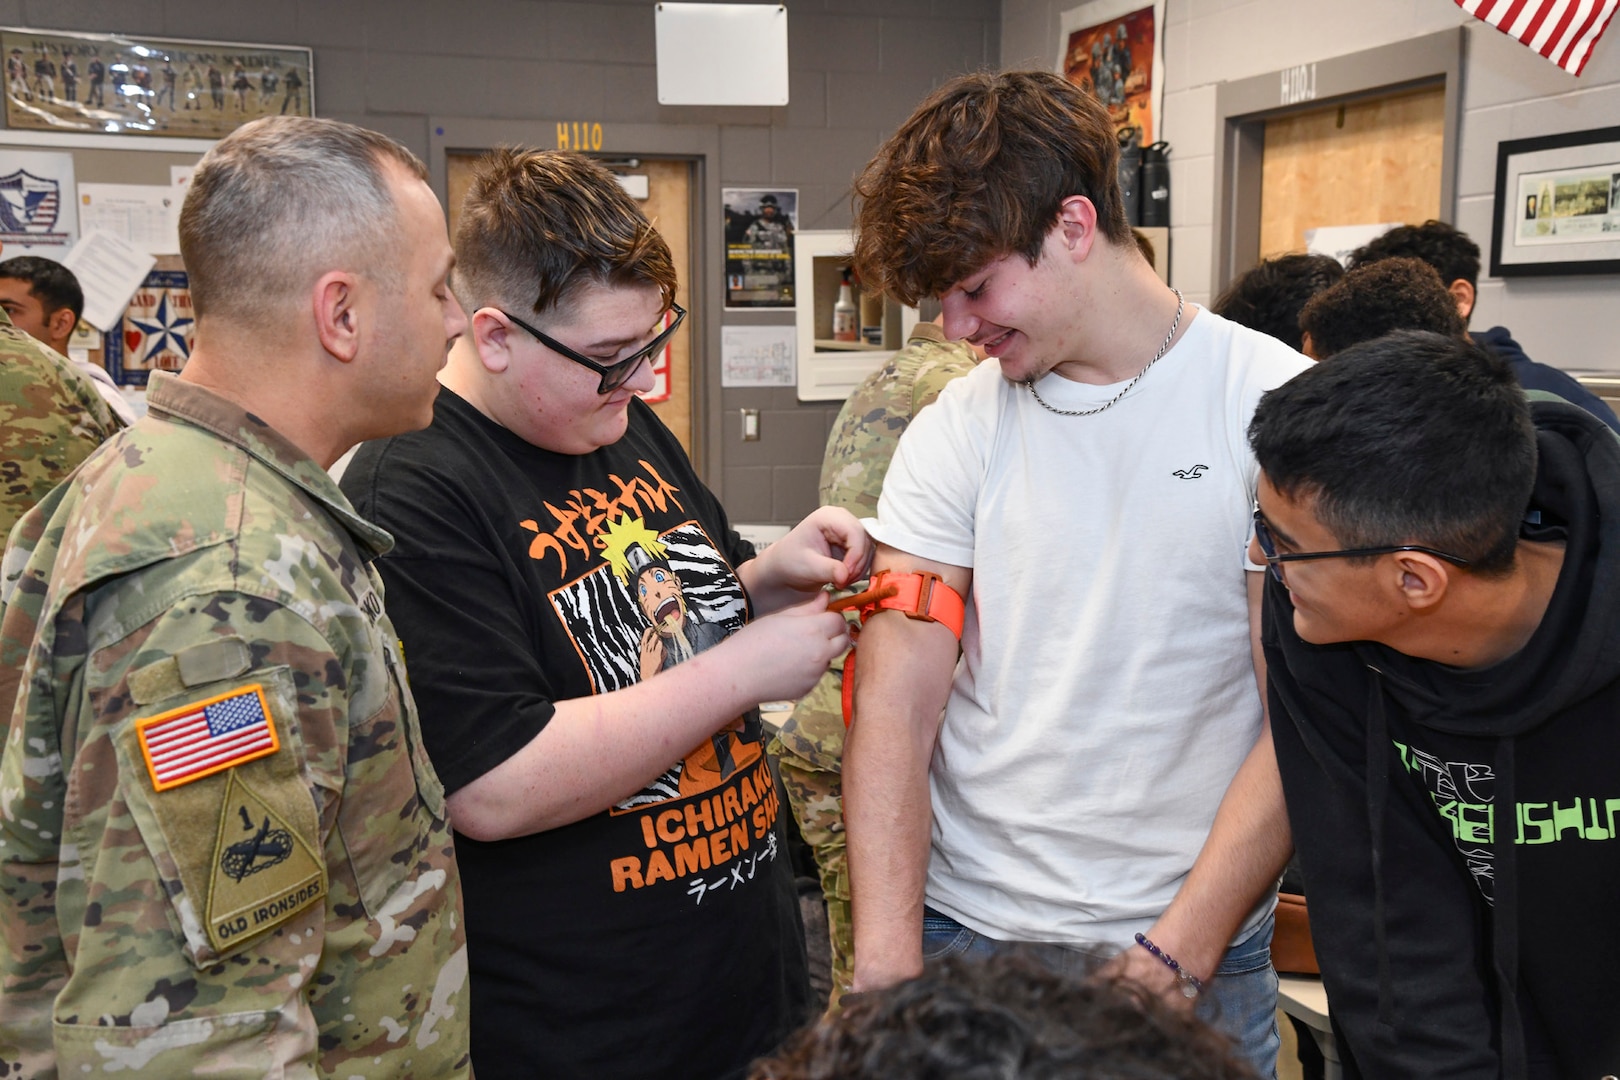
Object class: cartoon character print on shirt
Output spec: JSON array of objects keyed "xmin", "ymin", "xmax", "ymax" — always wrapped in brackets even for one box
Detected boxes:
[{"xmin": 547, "ymin": 513, "xmax": 763, "ymax": 810}]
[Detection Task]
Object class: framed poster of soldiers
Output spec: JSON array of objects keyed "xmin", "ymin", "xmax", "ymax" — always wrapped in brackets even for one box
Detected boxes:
[
  {"xmin": 2, "ymin": 27, "xmax": 313, "ymax": 139},
  {"xmin": 1057, "ymin": 0, "xmax": 1165, "ymax": 145},
  {"xmin": 724, "ymin": 187, "xmax": 797, "ymax": 309}
]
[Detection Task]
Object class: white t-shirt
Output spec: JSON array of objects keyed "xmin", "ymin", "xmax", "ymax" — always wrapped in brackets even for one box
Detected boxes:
[{"xmin": 867, "ymin": 307, "xmax": 1311, "ymax": 948}]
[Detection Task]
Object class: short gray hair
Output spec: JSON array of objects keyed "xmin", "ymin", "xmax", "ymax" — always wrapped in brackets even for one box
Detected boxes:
[{"xmin": 180, "ymin": 116, "xmax": 429, "ymax": 329}]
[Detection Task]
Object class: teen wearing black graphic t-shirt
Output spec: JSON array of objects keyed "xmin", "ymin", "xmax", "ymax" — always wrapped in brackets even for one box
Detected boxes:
[{"xmin": 345, "ymin": 149, "xmax": 866, "ymax": 1080}]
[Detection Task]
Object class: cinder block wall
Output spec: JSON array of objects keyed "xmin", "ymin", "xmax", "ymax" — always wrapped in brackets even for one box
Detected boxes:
[
  {"xmin": 1002, "ymin": 0, "xmax": 1620, "ymax": 373},
  {"xmin": 23, "ymin": 0, "xmax": 1001, "ymax": 525}
]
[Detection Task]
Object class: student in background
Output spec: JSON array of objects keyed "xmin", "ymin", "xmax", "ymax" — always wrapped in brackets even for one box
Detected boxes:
[
  {"xmin": 0, "ymin": 255, "xmax": 140, "ymax": 424},
  {"xmin": 1296, "ymin": 256, "xmax": 1464, "ymax": 360},
  {"xmin": 1349, "ymin": 220, "xmax": 1619, "ymax": 431},
  {"xmin": 1212, "ymin": 252, "xmax": 1344, "ymax": 355}
]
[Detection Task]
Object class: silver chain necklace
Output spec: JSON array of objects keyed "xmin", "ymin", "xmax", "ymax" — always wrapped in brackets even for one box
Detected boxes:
[{"xmin": 1026, "ymin": 288, "xmax": 1184, "ymax": 417}]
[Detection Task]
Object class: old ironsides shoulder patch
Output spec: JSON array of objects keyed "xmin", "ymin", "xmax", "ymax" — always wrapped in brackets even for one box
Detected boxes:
[
  {"xmin": 206, "ymin": 771, "xmax": 326, "ymax": 953},
  {"xmin": 136, "ymin": 684, "xmax": 280, "ymax": 791}
]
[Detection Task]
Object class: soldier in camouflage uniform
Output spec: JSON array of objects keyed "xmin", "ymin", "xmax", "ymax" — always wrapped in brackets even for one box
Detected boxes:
[
  {"xmin": 774, "ymin": 317, "xmax": 977, "ymax": 1006},
  {"xmin": 0, "ymin": 117, "xmax": 472, "ymax": 1077},
  {"xmin": 0, "ymin": 306, "xmax": 119, "ymax": 543}
]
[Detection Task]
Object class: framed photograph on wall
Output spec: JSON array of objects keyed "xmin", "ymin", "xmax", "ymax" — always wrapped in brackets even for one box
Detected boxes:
[
  {"xmin": 1490, "ymin": 125, "xmax": 1620, "ymax": 277},
  {"xmin": 2, "ymin": 27, "xmax": 313, "ymax": 139},
  {"xmin": 1056, "ymin": 0, "xmax": 1166, "ymax": 145}
]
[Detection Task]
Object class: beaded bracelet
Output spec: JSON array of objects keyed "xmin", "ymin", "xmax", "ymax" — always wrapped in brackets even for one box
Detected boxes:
[{"xmin": 1133, "ymin": 932, "xmax": 1204, "ymax": 999}]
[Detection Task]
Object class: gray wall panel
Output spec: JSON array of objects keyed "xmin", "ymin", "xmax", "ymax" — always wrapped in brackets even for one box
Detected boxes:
[
  {"xmin": 1001, "ymin": 0, "xmax": 1620, "ymax": 369},
  {"xmin": 23, "ymin": 0, "xmax": 1000, "ymax": 524}
]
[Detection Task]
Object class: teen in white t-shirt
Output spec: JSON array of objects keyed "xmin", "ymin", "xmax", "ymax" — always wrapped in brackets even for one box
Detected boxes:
[
  {"xmin": 869, "ymin": 306, "xmax": 1308, "ymax": 946},
  {"xmin": 844, "ymin": 72, "xmax": 1311, "ymax": 1078}
]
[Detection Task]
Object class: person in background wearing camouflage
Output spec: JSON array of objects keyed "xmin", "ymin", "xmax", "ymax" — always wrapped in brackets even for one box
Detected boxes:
[
  {"xmin": 0, "ymin": 300, "xmax": 118, "ymax": 543},
  {"xmin": 775, "ymin": 307, "xmax": 979, "ymax": 1007},
  {"xmin": 0, "ymin": 117, "xmax": 473, "ymax": 1077}
]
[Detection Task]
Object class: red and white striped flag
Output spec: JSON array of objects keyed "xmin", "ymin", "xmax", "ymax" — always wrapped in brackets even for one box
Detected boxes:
[
  {"xmin": 137, "ymin": 685, "xmax": 279, "ymax": 791},
  {"xmin": 1455, "ymin": 0, "xmax": 1619, "ymax": 76}
]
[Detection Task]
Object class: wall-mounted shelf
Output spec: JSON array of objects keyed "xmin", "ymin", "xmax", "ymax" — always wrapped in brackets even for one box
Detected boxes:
[{"xmin": 793, "ymin": 229, "xmax": 918, "ymax": 402}]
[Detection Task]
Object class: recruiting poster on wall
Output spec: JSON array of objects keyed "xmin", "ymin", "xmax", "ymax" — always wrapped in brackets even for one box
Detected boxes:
[
  {"xmin": 1057, "ymin": 0, "xmax": 1166, "ymax": 145},
  {"xmin": 1, "ymin": 27, "xmax": 313, "ymax": 139},
  {"xmin": 0, "ymin": 148, "xmax": 77, "ymax": 260},
  {"xmin": 724, "ymin": 187, "xmax": 797, "ymax": 309}
]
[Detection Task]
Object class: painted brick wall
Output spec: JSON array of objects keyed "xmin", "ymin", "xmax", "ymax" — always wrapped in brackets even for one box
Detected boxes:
[
  {"xmin": 20, "ymin": 0, "xmax": 1000, "ymax": 524},
  {"xmin": 1002, "ymin": 0, "xmax": 1620, "ymax": 372}
]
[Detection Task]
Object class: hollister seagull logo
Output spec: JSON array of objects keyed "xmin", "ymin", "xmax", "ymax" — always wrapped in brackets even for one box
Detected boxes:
[
  {"xmin": 1172, "ymin": 464, "xmax": 1210, "ymax": 479},
  {"xmin": 0, "ymin": 169, "xmax": 62, "ymax": 235}
]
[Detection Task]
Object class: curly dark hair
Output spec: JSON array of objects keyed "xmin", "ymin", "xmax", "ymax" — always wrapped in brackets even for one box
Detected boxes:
[
  {"xmin": 749, "ymin": 952, "xmax": 1260, "ymax": 1080},
  {"xmin": 1212, "ymin": 253, "xmax": 1344, "ymax": 353},
  {"xmin": 1347, "ymin": 219, "xmax": 1480, "ymax": 291},
  {"xmin": 1298, "ymin": 257, "xmax": 1465, "ymax": 359},
  {"xmin": 852, "ymin": 71, "xmax": 1132, "ymax": 307}
]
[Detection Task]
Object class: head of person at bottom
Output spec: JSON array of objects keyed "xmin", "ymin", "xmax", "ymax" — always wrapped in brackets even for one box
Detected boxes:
[
  {"xmin": 749, "ymin": 951, "xmax": 1260, "ymax": 1080},
  {"xmin": 1247, "ymin": 331, "xmax": 1540, "ymax": 658},
  {"xmin": 177, "ymin": 115, "xmax": 466, "ymax": 465},
  {"xmin": 851, "ymin": 70, "xmax": 1164, "ymax": 387},
  {"xmin": 1211, "ymin": 252, "xmax": 1344, "ymax": 354},
  {"xmin": 444, "ymin": 148, "xmax": 679, "ymax": 455},
  {"xmin": 0, "ymin": 255, "xmax": 83, "ymax": 355},
  {"xmin": 1296, "ymin": 256, "xmax": 1464, "ymax": 360}
]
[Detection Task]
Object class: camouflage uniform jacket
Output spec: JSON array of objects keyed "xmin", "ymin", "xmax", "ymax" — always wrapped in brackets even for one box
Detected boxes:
[
  {"xmin": 778, "ymin": 323, "xmax": 977, "ymax": 772},
  {"xmin": 0, "ymin": 309, "xmax": 119, "ymax": 545},
  {"xmin": 0, "ymin": 373, "xmax": 469, "ymax": 1078}
]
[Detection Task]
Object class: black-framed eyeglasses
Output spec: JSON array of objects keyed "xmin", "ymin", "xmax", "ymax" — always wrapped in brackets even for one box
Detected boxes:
[
  {"xmin": 1252, "ymin": 507, "xmax": 1472, "ymax": 584},
  {"xmin": 499, "ymin": 302, "xmax": 686, "ymax": 394}
]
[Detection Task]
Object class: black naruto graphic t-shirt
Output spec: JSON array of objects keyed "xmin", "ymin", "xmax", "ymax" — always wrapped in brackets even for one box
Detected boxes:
[{"xmin": 345, "ymin": 388, "xmax": 808, "ymax": 1080}]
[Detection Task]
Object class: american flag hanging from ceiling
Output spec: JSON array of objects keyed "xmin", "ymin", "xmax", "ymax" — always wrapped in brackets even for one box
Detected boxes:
[{"xmin": 1453, "ymin": 0, "xmax": 1619, "ymax": 76}]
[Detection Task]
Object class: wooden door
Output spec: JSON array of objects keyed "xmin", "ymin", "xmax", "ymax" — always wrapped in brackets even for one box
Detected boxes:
[
  {"xmin": 1259, "ymin": 85, "xmax": 1445, "ymax": 258},
  {"xmin": 445, "ymin": 151, "xmax": 696, "ymax": 454}
]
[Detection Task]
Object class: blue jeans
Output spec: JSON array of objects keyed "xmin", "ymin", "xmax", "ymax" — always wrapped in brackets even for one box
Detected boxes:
[{"xmin": 922, "ymin": 907, "xmax": 1280, "ymax": 1079}]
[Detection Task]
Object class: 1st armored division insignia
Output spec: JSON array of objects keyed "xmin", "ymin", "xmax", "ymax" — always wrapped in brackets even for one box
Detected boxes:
[{"xmin": 206, "ymin": 771, "xmax": 325, "ymax": 953}]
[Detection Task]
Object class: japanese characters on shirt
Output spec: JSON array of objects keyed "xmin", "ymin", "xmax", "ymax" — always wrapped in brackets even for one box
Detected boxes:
[{"xmin": 516, "ymin": 456, "xmax": 784, "ymax": 903}]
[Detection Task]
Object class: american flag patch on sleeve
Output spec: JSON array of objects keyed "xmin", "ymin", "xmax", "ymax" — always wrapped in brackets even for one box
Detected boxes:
[{"xmin": 136, "ymin": 685, "xmax": 281, "ymax": 792}]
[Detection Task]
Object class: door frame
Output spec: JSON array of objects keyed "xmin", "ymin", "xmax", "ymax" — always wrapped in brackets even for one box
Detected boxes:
[
  {"xmin": 428, "ymin": 117, "xmax": 723, "ymax": 488},
  {"xmin": 1211, "ymin": 27, "xmax": 1464, "ymax": 295}
]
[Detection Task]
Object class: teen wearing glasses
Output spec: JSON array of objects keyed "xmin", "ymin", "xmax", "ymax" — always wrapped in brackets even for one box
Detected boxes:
[
  {"xmin": 1250, "ymin": 330, "xmax": 1620, "ymax": 1079},
  {"xmin": 343, "ymin": 149, "xmax": 869, "ymax": 1080}
]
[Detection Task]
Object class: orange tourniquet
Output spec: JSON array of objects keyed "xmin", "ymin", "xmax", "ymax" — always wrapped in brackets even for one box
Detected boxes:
[{"xmin": 837, "ymin": 570, "xmax": 966, "ymax": 728}]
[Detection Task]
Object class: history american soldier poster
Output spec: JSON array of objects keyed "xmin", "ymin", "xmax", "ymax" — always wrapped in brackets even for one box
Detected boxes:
[{"xmin": 3, "ymin": 27, "xmax": 313, "ymax": 139}]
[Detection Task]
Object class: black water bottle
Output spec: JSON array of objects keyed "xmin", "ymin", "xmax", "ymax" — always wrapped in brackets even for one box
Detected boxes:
[
  {"xmin": 1140, "ymin": 141, "xmax": 1171, "ymax": 227},
  {"xmin": 1117, "ymin": 126, "xmax": 1142, "ymax": 226}
]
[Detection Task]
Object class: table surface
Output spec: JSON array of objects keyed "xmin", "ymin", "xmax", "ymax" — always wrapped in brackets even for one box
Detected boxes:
[{"xmin": 1277, "ymin": 973, "xmax": 1331, "ymax": 1029}]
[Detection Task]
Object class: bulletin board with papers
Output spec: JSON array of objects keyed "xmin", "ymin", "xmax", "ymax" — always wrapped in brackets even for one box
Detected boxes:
[{"xmin": 0, "ymin": 132, "xmax": 205, "ymax": 391}]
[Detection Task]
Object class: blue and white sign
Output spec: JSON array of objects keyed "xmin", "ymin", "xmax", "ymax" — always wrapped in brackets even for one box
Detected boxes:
[{"xmin": 0, "ymin": 149, "xmax": 77, "ymax": 259}]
